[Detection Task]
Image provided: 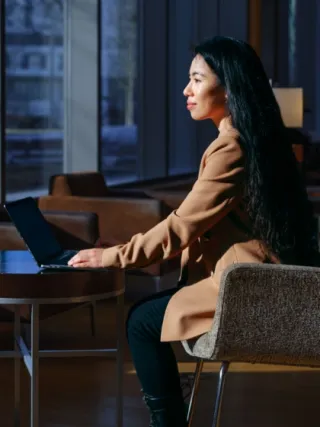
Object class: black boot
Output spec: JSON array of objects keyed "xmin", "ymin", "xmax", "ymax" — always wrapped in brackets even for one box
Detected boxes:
[{"xmin": 142, "ymin": 392, "xmax": 188, "ymax": 427}]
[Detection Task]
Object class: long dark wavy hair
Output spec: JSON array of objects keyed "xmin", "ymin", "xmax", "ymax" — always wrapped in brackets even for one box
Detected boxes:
[{"xmin": 195, "ymin": 36, "xmax": 319, "ymax": 266}]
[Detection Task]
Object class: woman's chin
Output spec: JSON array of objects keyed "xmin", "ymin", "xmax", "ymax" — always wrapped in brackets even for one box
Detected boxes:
[{"xmin": 189, "ymin": 111, "xmax": 205, "ymax": 121}]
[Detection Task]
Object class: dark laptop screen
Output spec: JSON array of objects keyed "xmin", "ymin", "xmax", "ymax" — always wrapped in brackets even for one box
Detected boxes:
[{"xmin": 4, "ymin": 197, "xmax": 62, "ymax": 264}]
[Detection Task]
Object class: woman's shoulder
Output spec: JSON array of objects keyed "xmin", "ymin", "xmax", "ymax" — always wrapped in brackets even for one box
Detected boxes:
[
  {"xmin": 205, "ymin": 117, "xmax": 242, "ymax": 158},
  {"xmin": 205, "ymin": 131, "xmax": 243, "ymax": 160}
]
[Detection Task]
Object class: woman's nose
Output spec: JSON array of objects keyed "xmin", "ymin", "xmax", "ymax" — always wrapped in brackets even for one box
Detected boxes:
[{"xmin": 183, "ymin": 82, "xmax": 192, "ymax": 97}]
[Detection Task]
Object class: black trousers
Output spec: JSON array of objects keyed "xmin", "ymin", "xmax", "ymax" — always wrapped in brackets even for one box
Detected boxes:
[{"xmin": 126, "ymin": 287, "xmax": 183, "ymax": 398}]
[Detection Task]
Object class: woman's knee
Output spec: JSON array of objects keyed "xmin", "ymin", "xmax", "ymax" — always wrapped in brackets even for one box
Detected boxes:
[
  {"xmin": 126, "ymin": 291, "xmax": 173, "ymax": 344},
  {"xmin": 126, "ymin": 299, "xmax": 147, "ymax": 341}
]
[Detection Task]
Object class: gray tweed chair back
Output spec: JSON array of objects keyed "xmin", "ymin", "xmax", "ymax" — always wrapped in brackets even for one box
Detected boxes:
[
  {"xmin": 183, "ymin": 262, "xmax": 320, "ymax": 367},
  {"xmin": 182, "ymin": 263, "xmax": 320, "ymax": 427}
]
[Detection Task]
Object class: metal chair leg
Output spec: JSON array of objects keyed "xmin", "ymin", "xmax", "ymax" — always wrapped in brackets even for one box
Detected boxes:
[
  {"xmin": 14, "ymin": 306, "xmax": 21, "ymax": 427},
  {"xmin": 187, "ymin": 359, "xmax": 204, "ymax": 426},
  {"xmin": 116, "ymin": 293, "xmax": 125, "ymax": 427},
  {"xmin": 31, "ymin": 303, "xmax": 40, "ymax": 427},
  {"xmin": 212, "ymin": 362, "xmax": 229, "ymax": 427}
]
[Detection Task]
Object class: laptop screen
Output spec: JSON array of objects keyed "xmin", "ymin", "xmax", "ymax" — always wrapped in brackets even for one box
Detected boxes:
[{"xmin": 4, "ymin": 197, "xmax": 62, "ymax": 265}]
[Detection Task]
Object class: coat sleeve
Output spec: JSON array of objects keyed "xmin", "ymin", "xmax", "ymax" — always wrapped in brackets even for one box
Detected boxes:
[{"xmin": 101, "ymin": 136, "xmax": 245, "ymax": 268}]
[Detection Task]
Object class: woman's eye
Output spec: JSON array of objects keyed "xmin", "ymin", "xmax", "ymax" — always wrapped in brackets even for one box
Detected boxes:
[{"xmin": 194, "ymin": 78, "xmax": 201, "ymax": 83}]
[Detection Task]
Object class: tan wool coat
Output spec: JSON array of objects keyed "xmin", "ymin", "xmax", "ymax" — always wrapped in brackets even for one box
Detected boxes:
[{"xmin": 101, "ymin": 126, "xmax": 277, "ymax": 342}]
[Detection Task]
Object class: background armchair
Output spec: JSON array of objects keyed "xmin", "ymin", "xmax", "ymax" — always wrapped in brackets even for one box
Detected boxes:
[
  {"xmin": 49, "ymin": 171, "xmax": 196, "ymax": 196},
  {"xmin": 41, "ymin": 172, "xmax": 182, "ymax": 288},
  {"xmin": 49, "ymin": 171, "xmax": 148, "ymax": 199},
  {"xmin": 0, "ymin": 208, "xmax": 99, "ymax": 251},
  {"xmin": 49, "ymin": 171, "xmax": 195, "ymax": 210}
]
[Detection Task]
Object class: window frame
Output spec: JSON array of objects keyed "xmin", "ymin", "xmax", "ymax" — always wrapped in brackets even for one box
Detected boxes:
[
  {"xmin": 63, "ymin": 0, "xmax": 99, "ymax": 173},
  {"xmin": 0, "ymin": 0, "xmax": 7, "ymax": 203},
  {"xmin": 2, "ymin": 0, "xmax": 282, "ymax": 201},
  {"xmin": 315, "ymin": 0, "xmax": 320, "ymax": 136}
]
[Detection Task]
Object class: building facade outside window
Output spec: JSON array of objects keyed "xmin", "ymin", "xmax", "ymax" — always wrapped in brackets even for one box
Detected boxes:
[
  {"xmin": 5, "ymin": 0, "xmax": 63, "ymax": 200},
  {"xmin": 100, "ymin": 0, "xmax": 138, "ymax": 184}
]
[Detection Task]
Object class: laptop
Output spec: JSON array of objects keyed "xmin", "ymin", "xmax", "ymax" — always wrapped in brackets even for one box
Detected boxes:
[{"xmin": 4, "ymin": 197, "xmax": 96, "ymax": 270}]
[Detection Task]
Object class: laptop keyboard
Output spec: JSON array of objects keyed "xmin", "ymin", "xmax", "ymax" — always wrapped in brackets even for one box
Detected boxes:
[{"xmin": 44, "ymin": 264, "xmax": 76, "ymax": 269}]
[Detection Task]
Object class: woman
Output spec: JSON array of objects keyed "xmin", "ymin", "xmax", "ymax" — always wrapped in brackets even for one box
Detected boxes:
[{"xmin": 68, "ymin": 36, "xmax": 318, "ymax": 426}]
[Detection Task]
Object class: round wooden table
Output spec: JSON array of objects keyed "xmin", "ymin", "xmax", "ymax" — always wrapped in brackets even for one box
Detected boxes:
[{"xmin": 0, "ymin": 250, "xmax": 125, "ymax": 427}]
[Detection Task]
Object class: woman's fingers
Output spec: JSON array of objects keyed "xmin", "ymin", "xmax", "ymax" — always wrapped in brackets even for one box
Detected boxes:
[{"xmin": 68, "ymin": 249, "xmax": 104, "ymax": 268}]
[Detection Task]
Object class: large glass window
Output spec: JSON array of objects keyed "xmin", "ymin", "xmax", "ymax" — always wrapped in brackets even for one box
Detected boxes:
[
  {"xmin": 5, "ymin": 0, "xmax": 63, "ymax": 200},
  {"xmin": 100, "ymin": 0, "xmax": 138, "ymax": 184}
]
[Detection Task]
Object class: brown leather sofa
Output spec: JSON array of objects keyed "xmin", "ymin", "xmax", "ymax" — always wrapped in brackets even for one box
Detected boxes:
[
  {"xmin": 0, "ymin": 208, "xmax": 99, "ymax": 251},
  {"xmin": 49, "ymin": 171, "xmax": 195, "ymax": 210},
  {"xmin": 49, "ymin": 171, "xmax": 150, "ymax": 199},
  {"xmin": 38, "ymin": 194, "xmax": 179, "ymax": 277},
  {"xmin": 48, "ymin": 170, "xmax": 193, "ymax": 220},
  {"xmin": 49, "ymin": 171, "xmax": 196, "ymax": 196},
  {"xmin": 46, "ymin": 172, "xmax": 173, "ymax": 246},
  {"xmin": 41, "ymin": 171, "xmax": 185, "ymax": 277}
]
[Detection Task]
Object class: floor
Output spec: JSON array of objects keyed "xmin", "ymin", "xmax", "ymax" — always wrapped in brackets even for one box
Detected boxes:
[{"xmin": 0, "ymin": 284, "xmax": 320, "ymax": 427}]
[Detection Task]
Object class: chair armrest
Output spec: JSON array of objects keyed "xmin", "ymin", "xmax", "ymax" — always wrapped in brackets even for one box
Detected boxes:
[
  {"xmin": 43, "ymin": 211, "xmax": 99, "ymax": 248},
  {"xmin": 0, "ymin": 210, "xmax": 99, "ymax": 250},
  {"xmin": 39, "ymin": 195, "xmax": 170, "ymax": 246},
  {"xmin": 144, "ymin": 190, "xmax": 188, "ymax": 210},
  {"xmin": 183, "ymin": 263, "xmax": 320, "ymax": 368},
  {"xmin": 106, "ymin": 188, "xmax": 152, "ymax": 199}
]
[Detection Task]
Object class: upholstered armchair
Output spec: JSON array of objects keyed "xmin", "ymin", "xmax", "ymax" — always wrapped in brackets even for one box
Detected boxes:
[
  {"xmin": 183, "ymin": 263, "xmax": 320, "ymax": 427},
  {"xmin": 40, "ymin": 172, "xmax": 182, "ymax": 286}
]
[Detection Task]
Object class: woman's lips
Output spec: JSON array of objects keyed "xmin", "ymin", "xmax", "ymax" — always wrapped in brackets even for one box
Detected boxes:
[{"xmin": 187, "ymin": 103, "xmax": 197, "ymax": 110}]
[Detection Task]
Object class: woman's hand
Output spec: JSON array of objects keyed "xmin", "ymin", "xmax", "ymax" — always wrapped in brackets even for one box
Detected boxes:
[{"xmin": 68, "ymin": 248, "xmax": 105, "ymax": 268}]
